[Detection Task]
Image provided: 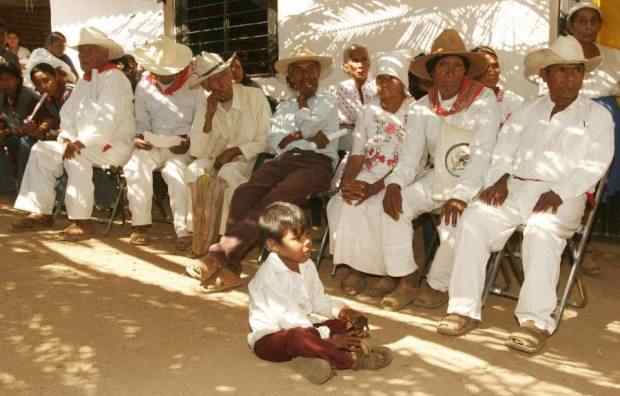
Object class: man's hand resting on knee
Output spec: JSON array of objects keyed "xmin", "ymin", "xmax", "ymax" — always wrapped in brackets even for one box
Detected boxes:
[
  {"xmin": 383, "ymin": 183, "xmax": 403, "ymax": 221},
  {"xmin": 533, "ymin": 191, "xmax": 563, "ymax": 213},
  {"xmin": 480, "ymin": 173, "xmax": 509, "ymax": 207}
]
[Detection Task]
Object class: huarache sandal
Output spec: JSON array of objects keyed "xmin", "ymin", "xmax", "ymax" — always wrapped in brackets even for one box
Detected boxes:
[
  {"xmin": 365, "ymin": 277, "xmax": 397, "ymax": 298},
  {"xmin": 411, "ymin": 282, "xmax": 448, "ymax": 309},
  {"xmin": 61, "ymin": 222, "xmax": 94, "ymax": 242},
  {"xmin": 381, "ymin": 287, "xmax": 416, "ymax": 311},
  {"xmin": 287, "ymin": 358, "xmax": 334, "ymax": 385},
  {"xmin": 341, "ymin": 271, "xmax": 367, "ymax": 296},
  {"xmin": 200, "ymin": 267, "xmax": 245, "ymax": 293},
  {"xmin": 505, "ymin": 321, "xmax": 550, "ymax": 354},
  {"xmin": 352, "ymin": 346, "xmax": 393, "ymax": 370},
  {"xmin": 437, "ymin": 314, "xmax": 479, "ymax": 336},
  {"xmin": 11, "ymin": 214, "xmax": 54, "ymax": 232}
]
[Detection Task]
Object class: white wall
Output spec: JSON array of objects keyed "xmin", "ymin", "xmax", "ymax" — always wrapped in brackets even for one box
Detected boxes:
[
  {"xmin": 50, "ymin": 0, "xmax": 164, "ymax": 75},
  {"xmin": 270, "ymin": 0, "xmax": 558, "ymax": 100}
]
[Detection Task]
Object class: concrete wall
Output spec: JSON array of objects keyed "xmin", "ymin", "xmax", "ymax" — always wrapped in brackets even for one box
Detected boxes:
[
  {"xmin": 266, "ymin": 0, "xmax": 558, "ymax": 100},
  {"xmin": 49, "ymin": 0, "xmax": 164, "ymax": 75}
]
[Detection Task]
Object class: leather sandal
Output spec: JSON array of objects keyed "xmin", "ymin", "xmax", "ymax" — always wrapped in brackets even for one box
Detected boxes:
[
  {"xmin": 437, "ymin": 314, "xmax": 479, "ymax": 336},
  {"xmin": 506, "ymin": 321, "xmax": 550, "ymax": 354},
  {"xmin": 341, "ymin": 271, "xmax": 367, "ymax": 296},
  {"xmin": 352, "ymin": 346, "xmax": 393, "ymax": 370}
]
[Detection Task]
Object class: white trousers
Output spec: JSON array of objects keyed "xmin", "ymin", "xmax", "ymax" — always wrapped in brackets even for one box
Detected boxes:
[
  {"xmin": 402, "ymin": 174, "xmax": 458, "ymax": 290},
  {"xmin": 186, "ymin": 158, "xmax": 252, "ymax": 235},
  {"xmin": 447, "ymin": 178, "xmax": 585, "ymax": 334},
  {"xmin": 123, "ymin": 148, "xmax": 191, "ymax": 237},
  {"xmin": 14, "ymin": 140, "xmax": 131, "ymax": 219}
]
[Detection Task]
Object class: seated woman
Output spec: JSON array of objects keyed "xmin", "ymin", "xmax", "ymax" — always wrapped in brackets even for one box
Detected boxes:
[
  {"xmin": 0, "ymin": 58, "xmax": 39, "ymax": 188},
  {"xmin": 327, "ymin": 52, "xmax": 416, "ymax": 300}
]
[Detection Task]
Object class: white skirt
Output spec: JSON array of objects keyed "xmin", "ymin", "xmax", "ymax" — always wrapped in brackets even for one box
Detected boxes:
[{"xmin": 327, "ymin": 173, "xmax": 416, "ymax": 277}]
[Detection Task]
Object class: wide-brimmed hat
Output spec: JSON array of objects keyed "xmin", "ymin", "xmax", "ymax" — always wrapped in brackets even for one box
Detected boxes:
[
  {"xmin": 375, "ymin": 51, "xmax": 411, "ymax": 91},
  {"xmin": 70, "ymin": 27, "xmax": 124, "ymax": 60},
  {"xmin": 524, "ymin": 35, "xmax": 601, "ymax": 78},
  {"xmin": 133, "ymin": 36, "xmax": 193, "ymax": 76},
  {"xmin": 410, "ymin": 29, "xmax": 487, "ymax": 80},
  {"xmin": 567, "ymin": 1, "xmax": 602, "ymax": 22},
  {"xmin": 274, "ymin": 48, "xmax": 332, "ymax": 78},
  {"xmin": 189, "ymin": 52, "xmax": 235, "ymax": 88}
]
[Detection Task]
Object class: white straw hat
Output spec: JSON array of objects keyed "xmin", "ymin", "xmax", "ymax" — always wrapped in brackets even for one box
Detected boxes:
[
  {"xmin": 133, "ymin": 36, "xmax": 193, "ymax": 76},
  {"xmin": 524, "ymin": 35, "xmax": 601, "ymax": 78},
  {"xmin": 70, "ymin": 27, "xmax": 124, "ymax": 60},
  {"xmin": 189, "ymin": 51, "xmax": 235, "ymax": 88},
  {"xmin": 274, "ymin": 48, "xmax": 332, "ymax": 78}
]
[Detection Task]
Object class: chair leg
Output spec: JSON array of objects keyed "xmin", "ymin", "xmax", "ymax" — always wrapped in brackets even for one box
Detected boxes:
[
  {"xmin": 315, "ymin": 223, "xmax": 329, "ymax": 271},
  {"xmin": 105, "ymin": 175, "xmax": 126, "ymax": 236},
  {"xmin": 482, "ymin": 251, "xmax": 503, "ymax": 306}
]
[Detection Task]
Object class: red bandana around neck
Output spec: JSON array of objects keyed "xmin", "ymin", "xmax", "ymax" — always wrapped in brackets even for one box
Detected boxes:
[
  {"xmin": 147, "ymin": 66, "xmax": 191, "ymax": 96},
  {"xmin": 84, "ymin": 63, "xmax": 118, "ymax": 81},
  {"xmin": 429, "ymin": 78, "xmax": 486, "ymax": 117}
]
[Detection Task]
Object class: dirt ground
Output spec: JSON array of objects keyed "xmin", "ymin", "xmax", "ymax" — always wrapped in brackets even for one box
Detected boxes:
[{"xmin": 1, "ymin": 194, "xmax": 619, "ymax": 396}]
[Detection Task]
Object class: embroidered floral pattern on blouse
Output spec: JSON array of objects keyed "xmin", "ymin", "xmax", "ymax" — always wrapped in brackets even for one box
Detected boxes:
[{"xmin": 363, "ymin": 112, "xmax": 407, "ymax": 171}]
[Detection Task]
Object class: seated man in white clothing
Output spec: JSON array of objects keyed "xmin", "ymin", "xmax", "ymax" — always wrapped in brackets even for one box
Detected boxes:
[
  {"xmin": 185, "ymin": 51, "xmax": 270, "ymax": 258},
  {"xmin": 381, "ymin": 30, "xmax": 500, "ymax": 310},
  {"xmin": 12, "ymin": 27, "xmax": 134, "ymax": 239},
  {"xmin": 438, "ymin": 35, "xmax": 614, "ymax": 354},
  {"xmin": 124, "ymin": 37, "xmax": 203, "ymax": 249}
]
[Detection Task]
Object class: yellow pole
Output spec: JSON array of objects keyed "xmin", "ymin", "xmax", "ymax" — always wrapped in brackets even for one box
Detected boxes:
[{"xmin": 598, "ymin": 0, "xmax": 620, "ymax": 49}]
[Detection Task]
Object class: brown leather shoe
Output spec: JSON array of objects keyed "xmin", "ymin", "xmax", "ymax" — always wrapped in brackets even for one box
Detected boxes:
[
  {"xmin": 61, "ymin": 221, "xmax": 94, "ymax": 241},
  {"xmin": 11, "ymin": 214, "xmax": 54, "ymax": 232}
]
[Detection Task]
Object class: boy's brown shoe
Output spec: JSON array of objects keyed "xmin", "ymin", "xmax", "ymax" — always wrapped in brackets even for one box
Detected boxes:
[{"xmin": 287, "ymin": 357, "xmax": 334, "ymax": 385}]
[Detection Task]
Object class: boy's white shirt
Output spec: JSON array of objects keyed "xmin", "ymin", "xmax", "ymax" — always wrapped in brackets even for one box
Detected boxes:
[{"xmin": 247, "ymin": 252, "xmax": 345, "ymax": 349}]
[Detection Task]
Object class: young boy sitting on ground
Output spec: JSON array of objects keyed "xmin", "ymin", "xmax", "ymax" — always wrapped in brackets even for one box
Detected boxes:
[{"xmin": 248, "ymin": 201, "xmax": 393, "ymax": 384}]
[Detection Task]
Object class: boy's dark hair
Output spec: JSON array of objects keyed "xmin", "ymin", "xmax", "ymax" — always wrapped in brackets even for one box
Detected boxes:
[{"xmin": 258, "ymin": 201, "xmax": 307, "ymax": 245}]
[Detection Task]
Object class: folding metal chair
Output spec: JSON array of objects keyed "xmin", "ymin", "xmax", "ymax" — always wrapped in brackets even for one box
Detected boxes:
[{"xmin": 481, "ymin": 173, "xmax": 608, "ymax": 330}]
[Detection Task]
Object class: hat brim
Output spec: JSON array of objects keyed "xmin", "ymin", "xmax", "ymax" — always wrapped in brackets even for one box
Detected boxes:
[
  {"xmin": 72, "ymin": 40, "xmax": 125, "ymax": 61},
  {"xmin": 189, "ymin": 55, "xmax": 235, "ymax": 89},
  {"xmin": 274, "ymin": 55, "xmax": 332, "ymax": 78},
  {"xmin": 524, "ymin": 48, "xmax": 602, "ymax": 78},
  {"xmin": 410, "ymin": 51, "xmax": 488, "ymax": 81},
  {"xmin": 133, "ymin": 46, "xmax": 193, "ymax": 76}
]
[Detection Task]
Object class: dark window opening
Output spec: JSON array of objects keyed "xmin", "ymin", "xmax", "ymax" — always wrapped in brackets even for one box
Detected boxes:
[{"xmin": 176, "ymin": 0, "xmax": 278, "ymax": 77}]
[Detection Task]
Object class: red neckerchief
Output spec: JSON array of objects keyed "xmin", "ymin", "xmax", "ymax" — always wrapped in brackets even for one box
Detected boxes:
[
  {"xmin": 429, "ymin": 78, "xmax": 486, "ymax": 117},
  {"xmin": 147, "ymin": 66, "xmax": 191, "ymax": 96},
  {"xmin": 84, "ymin": 63, "xmax": 118, "ymax": 81}
]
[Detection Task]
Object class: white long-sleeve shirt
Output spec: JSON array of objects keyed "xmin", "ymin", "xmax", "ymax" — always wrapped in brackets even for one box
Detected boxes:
[
  {"xmin": 388, "ymin": 87, "xmax": 501, "ymax": 202},
  {"xmin": 58, "ymin": 67, "xmax": 135, "ymax": 152},
  {"xmin": 247, "ymin": 252, "xmax": 345, "ymax": 349},
  {"xmin": 190, "ymin": 84, "xmax": 270, "ymax": 163},
  {"xmin": 135, "ymin": 74, "xmax": 204, "ymax": 137},
  {"xmin": 486, "ymin": 94, "xmax": 614, "ymax": 201},
  {"xmin": 269, "ymin": 93, "xmax": 340, "ymax": 167}
]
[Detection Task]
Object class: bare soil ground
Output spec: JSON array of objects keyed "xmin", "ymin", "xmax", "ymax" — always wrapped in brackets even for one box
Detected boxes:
[{"xmin": 1, "ymin": 194, "xmax": 619, "ymax": 396}]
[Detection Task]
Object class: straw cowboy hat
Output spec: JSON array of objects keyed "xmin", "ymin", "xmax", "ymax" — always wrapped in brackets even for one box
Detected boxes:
[
  {"xmin": 274, "ymin": 48, "xmax": 332, "ymax": 77},
  {"xmin": 133, "ymin": 36, "xmax": 193, "ymax": 76},
  {"xmin": 524, "ymin": 35, "xmax": 601, "ymax": 78},
  {"xmin": 189, "ymin": 51, "xmax": 235, "ymax": 88},
  {"xmin": 70, "ymin": 27, "xmax": 124, "ymax": 60},
  {"xmin": 567, "ymin": 1, "xmax": 602, "ymax": 21},
  {"xmin": 410, "ymin": 29, "xmax": 487, "ymax": 80}
]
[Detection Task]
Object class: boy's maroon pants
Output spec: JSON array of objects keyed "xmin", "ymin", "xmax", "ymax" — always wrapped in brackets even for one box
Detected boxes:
[{"xmin": 253, "ymin": 319, "xmax": 354, "ymax": 369}]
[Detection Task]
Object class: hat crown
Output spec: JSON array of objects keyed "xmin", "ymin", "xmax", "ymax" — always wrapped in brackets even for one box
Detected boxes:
[
  {"xmin": 194, "ymin": 52, "xmax": 226, "ymax": 75},
  {"xmin": 549, "ymin": 35, "xmax": 586, "ymax": 62},
  {"xmin": 376, "ymin": 52, "xmax": 410, "ymax": 87},
  {"xmin": 430, "ymin": 29, "xmax": 468, "ymax": 55},
  {"xmin": 134, "ymin": 36, "xmax": 192, "ymax": 73}
]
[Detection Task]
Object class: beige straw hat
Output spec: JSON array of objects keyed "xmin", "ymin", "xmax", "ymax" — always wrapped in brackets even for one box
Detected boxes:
[
  {"xmin": 274, "ymin": 48, "xmax": 332, "ymax": 78},
  {"xmin": 133, "ymin": 36, "xmax": 193, "ymax": 76},
  {"xmin": 70, "ymin": 27, "xmax": 124, "ymax": 60},
  {"xmin": 524, "ymin": 35, "xmax": 601, "ymax": 78}
]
